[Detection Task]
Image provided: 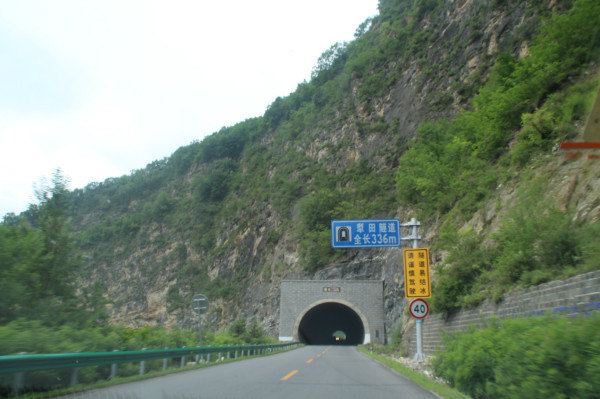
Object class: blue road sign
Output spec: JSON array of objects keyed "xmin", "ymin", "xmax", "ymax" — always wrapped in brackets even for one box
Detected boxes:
[{"xmin": 331, "ymin": 219, "xmax": 401, "ymax": 248}]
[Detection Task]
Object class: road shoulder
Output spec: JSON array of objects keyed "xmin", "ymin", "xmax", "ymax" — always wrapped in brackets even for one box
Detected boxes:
[{"xmin": 356, "ymin": 346, "xmax": 469, "ymax": 399}]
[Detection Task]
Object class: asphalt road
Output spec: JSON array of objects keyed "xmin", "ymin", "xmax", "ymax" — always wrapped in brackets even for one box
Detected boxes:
[{"xmin": 61, "ymin": 346, "xmax": 438, "ymax": 399}]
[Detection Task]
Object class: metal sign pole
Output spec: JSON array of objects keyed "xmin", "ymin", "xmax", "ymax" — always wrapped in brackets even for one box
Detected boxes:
[
  {"xmin": 403, "ymin": 218, "xmax": 425, "ymax": 363},
  {"xmin": 415, "ymin": 319, "xmax": 423, "ymax": 361},
  {"xmin": 413, "ymin": 219, "xmax": 425, "ymax": 363}
]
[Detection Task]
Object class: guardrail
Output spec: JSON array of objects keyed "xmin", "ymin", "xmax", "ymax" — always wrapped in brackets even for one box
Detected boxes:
[{"xmin": 0, "ymin": 342, "xmax": 301, "ymax": 396}]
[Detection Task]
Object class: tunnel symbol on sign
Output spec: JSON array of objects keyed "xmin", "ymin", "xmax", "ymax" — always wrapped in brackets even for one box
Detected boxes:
[{"xmin": 337, "ymin": 226, "xmax": 351, "ymax": 242}]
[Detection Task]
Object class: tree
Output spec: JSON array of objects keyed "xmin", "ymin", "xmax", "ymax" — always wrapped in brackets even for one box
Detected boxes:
[
  {"xmin": 32, "ymin": 170, "xmax": 78, "ymax": 303},
  {"xmin": 229, "ymin": 319, "xmax": 246, "ymax": 337},
  {"xmin": 0, "ymin": 223, "xmax": 43, "ymax": 323},
  {"xmin": 311, "ymin": 42, "xmax": 348, "ymax": 84},
  {"xmin": 245, "ymin": 320, "xmax": 265, "ymax": 343},
  {"xmin": 0, "ymin": 170, "xmax": 106, "ymax": 326}
]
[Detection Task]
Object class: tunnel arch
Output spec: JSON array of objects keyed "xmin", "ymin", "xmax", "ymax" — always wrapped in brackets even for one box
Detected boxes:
[{"xmin": 292, "ymin": 299, "xmax": 370, "ymax": 345}]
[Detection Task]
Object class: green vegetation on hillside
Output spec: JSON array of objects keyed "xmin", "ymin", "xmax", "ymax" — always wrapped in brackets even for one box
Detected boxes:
[
  {"xmin": 7, "ymin": 0, "xmax": 599, "ymax": 322},
  {"xmin": 411, "ymin": 0, "xmax": 600, "ymax": 314},
  {"xmin": 0, "ymin": 318, "xmax": 272, "ymax": 395},
  {"xmin": 434, "ymin": 176, "xmax": 600, "ymax": 314},
  {"xmin": 397, "ymin": 0, "xmax": 600, "ymax": 216},
  {"xmin": 433, "ymin": 315, "xmax": 600, "ymax": 399},
  {"xmin": 0, "ymin": 173, "xmax": 272, "ymax": 360}
]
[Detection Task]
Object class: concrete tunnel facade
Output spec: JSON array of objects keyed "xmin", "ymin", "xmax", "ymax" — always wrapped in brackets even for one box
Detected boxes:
[{"xmin": 278, "ymin": 280, "xmax": 385, "ymax": 345}]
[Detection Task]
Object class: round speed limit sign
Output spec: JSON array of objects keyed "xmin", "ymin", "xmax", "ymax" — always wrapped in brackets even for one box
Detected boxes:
[{"xmin": 409, "ymin": 299, "xmax": 429, "ymax": 319}]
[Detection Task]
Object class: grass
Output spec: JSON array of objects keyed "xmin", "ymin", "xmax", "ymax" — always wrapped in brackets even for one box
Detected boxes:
[
  {"xmin": 358, "ymin": 346, "xmax": 469, "ymax": 399},
  {"xmin": 14, "ymin": 346, "xmax": 301, "ymax": 399}
]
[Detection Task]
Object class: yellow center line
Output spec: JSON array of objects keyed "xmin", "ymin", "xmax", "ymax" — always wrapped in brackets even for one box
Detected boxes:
[
  {"xmin": 306, "ymin": 357, "xmax": 314, "ymax": 364},
  {"xmin": 280, "ymin": 369, "xmax": 299, "ymax": 381}
]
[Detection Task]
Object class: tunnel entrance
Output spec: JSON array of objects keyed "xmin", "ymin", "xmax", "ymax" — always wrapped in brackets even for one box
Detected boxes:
[{"xmin": 297, "ymin": 302, "xmax": 365, "ymax": 345}]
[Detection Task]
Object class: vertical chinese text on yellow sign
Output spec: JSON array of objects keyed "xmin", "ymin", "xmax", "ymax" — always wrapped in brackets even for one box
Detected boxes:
[{"xmin": 402, "ymin": 248, "xmax": 431, "ymax": 298}]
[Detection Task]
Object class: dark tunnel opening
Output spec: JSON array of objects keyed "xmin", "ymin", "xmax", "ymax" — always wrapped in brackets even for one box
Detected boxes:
[{"xmin": 297, "ymin": 302, "xmax": 365, "ymax": 345}]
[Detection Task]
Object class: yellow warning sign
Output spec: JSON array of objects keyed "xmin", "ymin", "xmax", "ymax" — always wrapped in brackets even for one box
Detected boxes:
[{"xmin": 403, "ymin": 248, "xmax": 431, "ymax": 298}]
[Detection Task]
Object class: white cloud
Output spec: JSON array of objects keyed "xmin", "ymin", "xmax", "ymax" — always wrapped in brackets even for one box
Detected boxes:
[{"xmin": 0, "ymin": 0, "xmax": 379, "ymax": 216}]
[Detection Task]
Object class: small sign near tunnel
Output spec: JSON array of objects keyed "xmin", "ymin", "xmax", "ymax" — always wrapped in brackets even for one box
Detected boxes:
[
  {"xmin": 331, "ymin": 219, "xmax": 401, "ymax": 248},
  {"xmin": 192, "ymin": 294, "xmax": 209, "ymax": 315}
]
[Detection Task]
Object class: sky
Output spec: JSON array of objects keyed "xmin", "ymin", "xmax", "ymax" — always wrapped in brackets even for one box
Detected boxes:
[{"xmin": 0, "ymin": 0, "xmax": 379, "ymax": 217}]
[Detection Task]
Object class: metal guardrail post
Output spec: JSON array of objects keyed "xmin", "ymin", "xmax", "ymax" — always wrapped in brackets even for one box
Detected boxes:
[
  {"xmin": 180, "ymin": 347, "xmax": 186, "ymax": 367},
  {"xmin": 110, "ymin": 350, "xmax": 118, "ymax": 379},
  {"xmin": 12, "ymin": 351, "xmax": 27, "ymax": 396},
  {"xmin": 70, "ymin": 368, "xmax": 79, "ymax": 387},
  {"xmin": 13, "ymin": 371, "xmax": 24, "ymax": 396},
  {"xmin": 162, "ymin": 357, "xmax": 168, "ymax": 370},
  {"xmin": 139, "ymin": 348, "xmax": 147, "ymax": 375}
]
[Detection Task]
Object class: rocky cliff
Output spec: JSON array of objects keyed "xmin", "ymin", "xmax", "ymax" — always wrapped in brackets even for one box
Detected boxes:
[{"xmin": 67, "ymin": 0, "xmax": 600, "ymax": 338}]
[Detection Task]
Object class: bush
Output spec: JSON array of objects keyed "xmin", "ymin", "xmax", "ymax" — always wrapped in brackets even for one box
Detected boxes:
[
  {"xmin": 0, "ymin": 319, "xmax": 276, "ymax": 394},
  {"xmin": 193, "ymin": 159, "xmax": 238, "ymax": 203},
  {"xmin": 0, "ymin": 321, "xmax": 198, "ymax": 356},
  {"xmin": 511, "ymin": 79, "xmax": 598, "ymax": 166},
  {"xmin": 433, "ymin": 315, "xmax": 600, "ymax": 399},
  {"xmin": 196, "ymin": 118, "xmax": 264, "ymax": 163},
  {"xmin": 299, "ymin": 229, "xmax": 334, "ymax": 272},
  {"xmin": 432, "ymin": 228, "xmax": 492, "ymax": 314}
]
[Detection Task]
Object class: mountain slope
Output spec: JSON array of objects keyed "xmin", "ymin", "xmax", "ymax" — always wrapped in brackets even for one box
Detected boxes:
[{"xmin": 64, "ymin": 0, "xmax": 600, "ymax": 334}]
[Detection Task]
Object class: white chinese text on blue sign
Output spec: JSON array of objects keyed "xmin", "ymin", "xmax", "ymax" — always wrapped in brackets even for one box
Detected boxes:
[{"xmin": 331, "ymin": 220, "xmax": 401, "ymax": 248}]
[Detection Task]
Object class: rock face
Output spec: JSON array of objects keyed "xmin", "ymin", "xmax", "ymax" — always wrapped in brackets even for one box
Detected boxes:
[
  {"xmin": 240, "ymin": 0, "xmax": 575, "ymax": 337},
  {"xmin": 69, "ymin": 0, "xmax": 598, "ymax": 338}
]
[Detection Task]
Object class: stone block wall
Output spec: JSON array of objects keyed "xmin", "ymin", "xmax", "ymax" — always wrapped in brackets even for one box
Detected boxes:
[
  {"xmin": 279, "ymin": 280, "xmax": 385, "ymax": 344},
  {"xmin": 405, "ymin": 270, "xmax": 600, "ymax": 355}
]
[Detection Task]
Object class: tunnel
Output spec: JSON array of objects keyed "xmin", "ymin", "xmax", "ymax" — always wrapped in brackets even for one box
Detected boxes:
[{"xmin": 297, "ymin": 302, "xmax": 365, "ymax": 345}]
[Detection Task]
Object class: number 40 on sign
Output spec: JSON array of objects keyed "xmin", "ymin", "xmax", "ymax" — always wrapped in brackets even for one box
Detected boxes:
[{"xmin": 409, "ymin": 299, "xmax": 429, "ymax": 319}]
